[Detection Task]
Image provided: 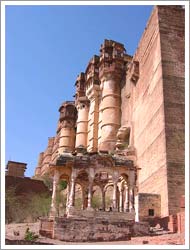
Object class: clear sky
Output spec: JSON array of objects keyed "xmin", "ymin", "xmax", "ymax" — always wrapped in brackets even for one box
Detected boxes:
[{"xmin": 6, "ymin": 4, "xmax": 153, "ymax": 177}]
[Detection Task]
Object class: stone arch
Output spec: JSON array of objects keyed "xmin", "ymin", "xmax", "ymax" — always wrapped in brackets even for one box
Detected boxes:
[
  {"xmin": 76, "ymin": 169, "xmax": 89, "ymax": 184},
  {"xmin": 75, "ymin": 170, "xmax": 90, "ymax": 210},
  {"xmin": 93, "ymin": 170, "xmax": 112, "ymax": 211},
  {"xmin": 117, "ymin": 173, "xmax": 130, "ymax": 212},
  {"xmin": 104, "ymin": 184, "xmax": 114, "ymax": 211},
  {"xmin": 119, "ymin": 173, "xmax": 129, "ymax": 187},
  {"xmin": 59, "ymin": 173, "xmax": 70, "ymax": 182}
]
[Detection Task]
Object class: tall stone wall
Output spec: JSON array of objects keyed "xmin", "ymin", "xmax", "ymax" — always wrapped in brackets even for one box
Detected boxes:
[
  {"xmin": 158, "ymin": 6, "xmax": 185, "ymax": 215},
  {"xmin": 122, "ymin": 6, "xmax": 185, "ymax": 217},
  {"xmin": 125, "ymin": 6, "xmax": 169, "ymax": 216}
]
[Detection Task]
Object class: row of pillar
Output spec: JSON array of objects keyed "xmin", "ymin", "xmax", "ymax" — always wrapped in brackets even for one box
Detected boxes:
[{"xmin": 50, "ymin": 171, "xmax": 135, "ymax": 217}]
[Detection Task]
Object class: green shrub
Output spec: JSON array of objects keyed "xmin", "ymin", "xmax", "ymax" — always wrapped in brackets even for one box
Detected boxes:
[
  {"xmin": 24, "ymin": 228, "xmax": 39, "ymax": 241},
  {"xmin": 59, "ymin": 180, "xmax": 67, "ymax": 190}
]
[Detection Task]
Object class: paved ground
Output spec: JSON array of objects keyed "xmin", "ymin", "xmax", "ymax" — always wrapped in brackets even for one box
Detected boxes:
[{"xmin": 5, "ymin": 222, "xmax": 185, "ymax": 245}]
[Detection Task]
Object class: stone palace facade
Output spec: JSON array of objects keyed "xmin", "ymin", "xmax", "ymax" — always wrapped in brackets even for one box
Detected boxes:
[{"xmin": 34, "ymin": 5, "xmax": 185, "ymax": 226}]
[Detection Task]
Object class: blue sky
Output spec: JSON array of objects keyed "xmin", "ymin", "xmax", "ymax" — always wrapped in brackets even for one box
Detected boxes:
[{"xmin": 6, "ymin": 5, "xmax": 153, "ymax": 177}]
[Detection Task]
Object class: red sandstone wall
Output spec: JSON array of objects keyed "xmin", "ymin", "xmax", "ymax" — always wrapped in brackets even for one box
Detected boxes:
[
  {"xmin": 158, "ymin": 6, "xmax": 185, "ymax": 215},
  {"xmin": 122, "ymin": 6, "xmax": 185, "ymax": 217},
  {"xmin": 126, "ymin": 6, "xmax": 169, "ymax": 216},
  {"xmin": 6, "ymin": 176, "xmax": 50, "ymax": 195}
]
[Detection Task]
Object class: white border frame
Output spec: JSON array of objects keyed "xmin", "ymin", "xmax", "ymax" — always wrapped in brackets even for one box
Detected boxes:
[{"xmin": 1, "ymin": 1, "xmax": 189, "ymax": 249}]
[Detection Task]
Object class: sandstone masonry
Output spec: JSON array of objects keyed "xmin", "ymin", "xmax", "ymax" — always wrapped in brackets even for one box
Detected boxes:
[{"xmin": 34, "ymin": 5, "xmax": 185, "ymax": 234}]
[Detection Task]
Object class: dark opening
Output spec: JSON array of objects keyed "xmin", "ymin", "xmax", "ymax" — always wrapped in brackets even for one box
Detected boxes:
[{"xmin": 148, "ymin": 209, "xmax": 154, "ymax": 216}]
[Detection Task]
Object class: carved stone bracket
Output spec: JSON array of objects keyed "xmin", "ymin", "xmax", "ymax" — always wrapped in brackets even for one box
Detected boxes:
[{"xmin": 128, "ymin": 60, "xmax": 139, "ymax": 84}]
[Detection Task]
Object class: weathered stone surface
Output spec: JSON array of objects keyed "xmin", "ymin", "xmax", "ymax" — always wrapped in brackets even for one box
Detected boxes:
[
  {"xmin": 138, "ymin": 193, "xmax": 161, "ymax": 221},
  {"xmin": 34, "ymin": 6, "xmax": 185, "ymax": 230},
  {"xmin": 6, "ymin": 176, "xmax": 50, "ymax": 196},
  {"xmin": 158, "ymin": 6, "xmax": 185, "ymax": 217},
  {"xmin": 133, "ymin": 222, "xmax": 149, "ymax": 236},
  {"xmin": 40, "ymin": 217, "xmax": 134, "ymax": 242}
]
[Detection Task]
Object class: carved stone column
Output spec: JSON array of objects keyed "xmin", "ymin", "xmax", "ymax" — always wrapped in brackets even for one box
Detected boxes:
[
  {"xmin": 135, "ymin": 189, "xmax": 139, "ymax": 221},
  {"xmin": 57, "ymin": 102, "xmax": 77, "ymax": 154},
  {"xmin": 112, "ymin": 181, "xmax": 118, "ymax": 210},
  {"xmin": 86, "ymin": 85, "xmax": 100, "ymax": 152},
  {"xmin": 129, "ymin": 171, "xmax": 135, "ymax": 212},
  {"xmin": 66, "ymin": 183, "xmax": 70, "ymax": 210},
  {"xmin": 49, "ymin": 170, "xmax": 60, "ymax": 218},
  {"xmin": 81, "ymin": 186, "xmax": 87, "ymax": 210},
  {"xmin": 75, "ymin": 73, "xmax": 90, "ymax": 149},
  {"xmin": 99, "ymin": 74, "xmax": 121, "ymax": 152},
  {"xmin": 75, "ymin": 101, "xmax": 89, "ymax": 148},
  {"xmin": 112, "ymin": 171, "xmax": 119, "ymax": 211},
  {"xmin": 98, "ymin": 40, "xmax": 126, "ymax": 152},
  {"xmin": 85, "ymin": 55, "xmax": 100, "ymax": 152},
  {"xmin": 87, "ymin": 181, "xmax": 93, "ymax": 209},
  {"xmin": 68, "ymin": 176, "xmax": 76, "ymax": 208},
  {"xmin": 124, "ymin": 185, "xmax": 129, "ymax": 212},
  {"xmin": 87, "ymin": 169, "xmax": 95, "ymax": 210},
  {"xmin": 129, "ymin": 186, "xmax": 135, "ymax": 212},
  {"xmin": 102, "ymin": 189, "xmax": 106, "ymax": 211},
  {"xmin": 119, "ymin": 186, "xmax": 124, "ymax": 212}
]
